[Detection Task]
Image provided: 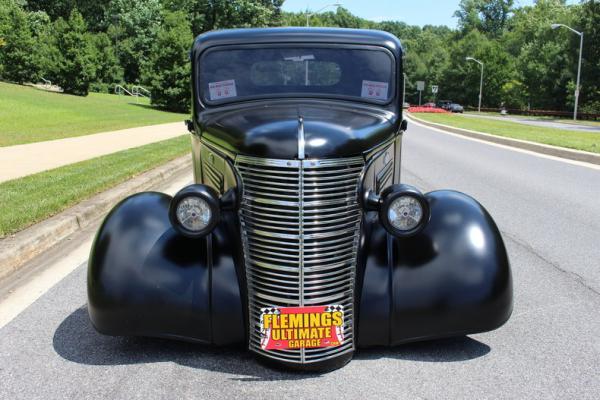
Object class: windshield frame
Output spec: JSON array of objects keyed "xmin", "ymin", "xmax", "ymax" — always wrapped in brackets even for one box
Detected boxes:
[{"xmin": 195, "ymin": 43, "xmax": 397, "ymax": 107}]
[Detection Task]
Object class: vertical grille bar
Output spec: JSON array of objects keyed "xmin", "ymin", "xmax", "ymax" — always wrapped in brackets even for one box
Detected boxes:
[{"xmin": 235, "ymin": 155, "xmax": 364, "ymax": 365}]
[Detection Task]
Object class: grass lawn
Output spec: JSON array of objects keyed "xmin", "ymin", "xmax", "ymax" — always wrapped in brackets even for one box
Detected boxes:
[
  {"xmin": 0, "ymin": 135, "xmax": 190, "ymax": 238},
  {"xmin": 411, "ymin": 112, "xmax": 600, "ymax": 154},
  {"xmin": 0, "ymin": 82, "xmax": 187, "ymax": 147},
  {"xmin": 464, "ymin": 111, "xmax": 600, "ymax": 127}
]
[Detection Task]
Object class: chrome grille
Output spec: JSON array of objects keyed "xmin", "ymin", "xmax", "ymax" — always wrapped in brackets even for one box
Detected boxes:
[{"xmin": 235, "ymin": 155, "xmax": 364, "ymax": 364}]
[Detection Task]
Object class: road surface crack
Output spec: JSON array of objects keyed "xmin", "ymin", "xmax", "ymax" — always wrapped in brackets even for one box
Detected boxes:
[{"xmin": 503, "ymin": 231, "xmax": 600, "ymax": 297}]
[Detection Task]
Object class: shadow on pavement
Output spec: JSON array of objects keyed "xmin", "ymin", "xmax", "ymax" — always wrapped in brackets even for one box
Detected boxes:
[{"xmin": 53, "ymin": 306, "xmax": 490, "ymax": 380}]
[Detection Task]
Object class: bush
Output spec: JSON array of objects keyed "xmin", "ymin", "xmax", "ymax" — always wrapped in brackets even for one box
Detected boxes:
[
  {"xmin": 0, "ymin": 0, "xmax": 39, "ymax": 83},
  {"xmin": 143, "ymin": 11, "xmax": 191, "ymax": 113},
  {"xmin": 48, "ymin": 9, "xmax": 96, "ymax": 96}
]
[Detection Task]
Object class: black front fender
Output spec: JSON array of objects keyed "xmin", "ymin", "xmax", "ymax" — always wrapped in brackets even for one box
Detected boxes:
[
  {"xmin": 87, "ymin": 192, "xmax": 246, "ymax": 345},
  {"xmin": 357, "ymin": 190, "xmax": 513, "ymax": 347}
]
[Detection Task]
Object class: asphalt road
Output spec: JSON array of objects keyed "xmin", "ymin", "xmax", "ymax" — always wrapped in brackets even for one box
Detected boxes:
[{"xmin": 1, "ymin": 120, "xmax": 599, "ymax": 399}]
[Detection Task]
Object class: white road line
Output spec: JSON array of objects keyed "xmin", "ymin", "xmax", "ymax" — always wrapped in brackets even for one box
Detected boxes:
[
  {"xmin": 0, "ymin": 237, "xmax": 93, "ymax": 329},
  {"xmin": 0, "ymin": 174, "xmax": 193, "ymax": 329},
  {"xmin": 407, "ymin": 116, "xmax": 600, "ymax": 171}
]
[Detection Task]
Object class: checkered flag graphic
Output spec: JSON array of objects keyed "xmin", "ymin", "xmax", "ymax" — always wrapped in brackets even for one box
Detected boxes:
[{"xmin": 325, "ymin": 305, "xmax": 344, "ymax": 313}]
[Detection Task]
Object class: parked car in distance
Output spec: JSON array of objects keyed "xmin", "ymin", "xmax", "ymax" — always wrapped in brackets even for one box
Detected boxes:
[
  {"xmin": 437, "ymin": 100, "xmax": 452, "ymax": 109},
  {"xmin": 422, "ymin": 102, "xmax": 436, "ymax": 108},
  {"xmin": 448, "ymin": 103, "xmax": 464, "ymax": 113},
  {"xmin": 403, "ymin": 102, "xmax": 410, "ymax": 109}
]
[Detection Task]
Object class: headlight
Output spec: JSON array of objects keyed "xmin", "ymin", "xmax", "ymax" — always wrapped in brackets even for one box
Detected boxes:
[
  {"xmin": 169, "ymin": 184, "xmax": 220, "ymax": 238},
  {"xmin": 379, "ymin": 184, "xmax": 430, "ymax": 237},
  {"xmin": 176, "ymin": 197, "xmax": 212, "ymax": 231}
]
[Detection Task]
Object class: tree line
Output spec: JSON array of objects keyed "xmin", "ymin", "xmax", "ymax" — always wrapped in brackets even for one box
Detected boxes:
[{"xmin": 0, "ymin": 0, "xmax": 597, "ymax": 114}]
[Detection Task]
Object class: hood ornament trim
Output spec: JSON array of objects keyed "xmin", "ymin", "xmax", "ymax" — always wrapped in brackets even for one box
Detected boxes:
[{"xmin": 298, "ymin": 116, "xmax": 305, "ymax": 160}]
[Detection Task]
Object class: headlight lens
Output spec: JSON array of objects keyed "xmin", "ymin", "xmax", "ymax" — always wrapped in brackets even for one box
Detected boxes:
[
  {"xmin": 387, "ymin": 195, "xmax": 423, "ymax": 231},
  {"xmin": 169, "ymin": 184, "xmax": 221, "ymax": 238},
  {"xmin": 377, "ymin": 184, "xmax": 430, "ymax": 237},
  {"xmin": 176, "ymin": 196, "xmax": 212, "ymax": 231}
]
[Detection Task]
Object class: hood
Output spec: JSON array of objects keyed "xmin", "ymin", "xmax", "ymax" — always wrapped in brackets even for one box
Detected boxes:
[{"xmin": 198, "ymin": 101, "xmax": 397, "ymax": 159}]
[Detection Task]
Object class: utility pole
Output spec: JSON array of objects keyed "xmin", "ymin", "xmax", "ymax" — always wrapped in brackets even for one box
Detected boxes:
[
  {"xmin": 551, "ymin": 23, "xmax": 584, "ymax": 120},
  {"xmin": 466, "ymin": 57, "xmax": 484, "ymax": 112}
]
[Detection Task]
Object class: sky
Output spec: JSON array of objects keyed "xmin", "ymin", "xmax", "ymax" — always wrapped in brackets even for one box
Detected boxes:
[{"xmin": 282, "ymin": 0, "xmax": 579, "ymax": 27}]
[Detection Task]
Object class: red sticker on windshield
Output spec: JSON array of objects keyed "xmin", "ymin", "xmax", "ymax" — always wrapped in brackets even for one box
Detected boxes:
[{"xmin": 259, "ymin": 305, "xmax": 345, "ymax": 350}]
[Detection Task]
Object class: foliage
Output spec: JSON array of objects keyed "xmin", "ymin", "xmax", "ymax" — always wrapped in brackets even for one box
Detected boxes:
[
  {"xmin": 1, "ymin": 0, "xmax": 599, "ymax": 113},
  {"xmin": 104, "ymin": 0, "xmax": 162, "ymax": 83},
  {"xmin": 454, "ymin": 0, "xmax": 514, "ymax": 38},
  {"xmin": 45, "ymin": 9, "xmax": 96, "ymax": 95},
  {"xmin": 90, "ymin": 32, "xmax": 123, "ymax": 86},
  {"xmin": 164, "ymin": 0, "xmax": 285, "ymax": 36},
  {"xmin": 0, "ymin": 0, "xmax": 39, "ymax": 83},
  {"xmin": 143, "ymin": 11, "xmax": 191, "ymax": 113}
]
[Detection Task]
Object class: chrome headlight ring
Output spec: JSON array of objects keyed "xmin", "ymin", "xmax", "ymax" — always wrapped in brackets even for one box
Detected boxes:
[{"xmin": 364, "ymin": 184, "xmax": 430, "ymax": 237}]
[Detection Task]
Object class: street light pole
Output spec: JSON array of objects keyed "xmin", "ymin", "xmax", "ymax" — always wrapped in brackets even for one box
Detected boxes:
[
  {"xmin": 466, "ymin": 57, "xmax": 483, "ymax": 113},
  {"xmin": 306, "ymin": 3, "xmax": 342, "ymax": 27},
  {"xmin": 551, "ymin": 23, "xmax": 584, "ymax": 121}
]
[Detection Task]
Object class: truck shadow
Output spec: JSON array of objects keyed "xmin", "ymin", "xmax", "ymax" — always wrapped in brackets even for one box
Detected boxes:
[{"xmin": 53, "ymin": 306, "xmax": 490, "ymax": 381}]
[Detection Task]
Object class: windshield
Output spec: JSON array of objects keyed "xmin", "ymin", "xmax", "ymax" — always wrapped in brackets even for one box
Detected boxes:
[{"xmin": 198, "ymin": 46, "xmax": 395, "ymax": 105}]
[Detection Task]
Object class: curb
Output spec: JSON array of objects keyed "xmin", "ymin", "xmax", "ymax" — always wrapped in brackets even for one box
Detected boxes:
[
  {"xmin": 0, "ymin": 155, "xmax": 192, "ymax": 281},
  {"xmin": 407, "ymin": 114, "xmax": 600, "ymax": 166}
]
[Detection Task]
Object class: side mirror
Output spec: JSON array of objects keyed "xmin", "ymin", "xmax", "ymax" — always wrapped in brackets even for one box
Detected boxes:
[
  {"xmin": 400, "ymin": 119, "xmax": 408, "ymax": 132},
  {"xmin": 185, "ymin": 119, "xmax": 194, "ymax": 133}
]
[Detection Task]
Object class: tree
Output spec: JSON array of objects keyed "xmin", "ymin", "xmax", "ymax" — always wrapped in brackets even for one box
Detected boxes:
[
  {"xmin": 455, "ymin": 0, "xmax": 514, "ymax": 38},
  {"xmin": 143, "ymin": 11, "xmax": 191, "ymax": 112},
  {"xmin": 105, "ymin": 0, "xmax": 162, "ymax": 83},
  {"xmin": 89, "ymin": 32, "xmax": 123, "ymax": 91},
  {"xmin": 48, "ymin": 9, "xmax": 96, "ymax": 95},
  {"xmin": 505, "ymin": 0, "xmax": 573, "ymax": 109},
  {"xmin": 0, "ymin": 0, "xmax": 39, "ymax": 83},
  {"xmin": 164, "ymin": 0, "xmax": 285, "ymax": 37},
  {"xmin": 577, "ymin": 0, "xmax": 600, "ymax": 113},
  {"xmin": 25, "ymin": 0, "xmax": 111, "ymax": 31}
]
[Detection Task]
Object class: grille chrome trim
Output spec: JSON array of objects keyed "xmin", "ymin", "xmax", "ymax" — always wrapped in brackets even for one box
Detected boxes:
[{"xmin": 236, "ymin": 155, "xmax": 364, "ymax": 365}]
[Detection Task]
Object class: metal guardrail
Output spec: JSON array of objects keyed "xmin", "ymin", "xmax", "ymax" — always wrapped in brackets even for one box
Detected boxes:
[
  {"xmin": 115, "ymin": 84, "xmax": 151, "ymax": 103},
  {"xmin": 132, "ymin": 85, "xmax": 151, "ymax": 98},
  {"xmin": 114, "ymin": 84, "xmax": 134, "ymax": 97}
]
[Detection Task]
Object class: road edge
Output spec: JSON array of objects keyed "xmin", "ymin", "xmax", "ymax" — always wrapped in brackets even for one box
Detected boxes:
[
  {"xmin": 0, "ymin": 154, "xmax": 192, "ymax": 282},
  {"xmin": 407, "ymin": 113, "xmax": 600, "ymax": 165}
]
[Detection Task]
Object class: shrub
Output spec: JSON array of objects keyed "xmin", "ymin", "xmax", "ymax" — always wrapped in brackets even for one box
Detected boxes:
[
  {"xmin": 143, "ymin": 11, "xmax": 191, "ymax": 113},
  {"xmin": 48, "ymin": 9, "xmax": 96, "ymax": 96},
  {"xmin": 0, "ymin": 0, "xmax": 39, "ymax": 83}
]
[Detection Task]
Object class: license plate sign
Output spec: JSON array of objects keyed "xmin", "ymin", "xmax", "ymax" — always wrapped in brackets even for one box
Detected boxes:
[{"xmin": 259, "ymin": 305, "xmax": 344, "ymax": 350}]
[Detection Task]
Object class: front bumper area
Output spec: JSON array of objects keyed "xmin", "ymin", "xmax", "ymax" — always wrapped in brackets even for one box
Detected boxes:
[{"xmin": 88, "ymin": 188, "xmax": 512, "ymax": 371}]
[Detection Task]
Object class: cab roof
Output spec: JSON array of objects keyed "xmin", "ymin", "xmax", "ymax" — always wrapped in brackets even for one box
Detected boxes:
[{"xmin": 192, "ymin": 27, "xmax": 403, "ymax": 59}]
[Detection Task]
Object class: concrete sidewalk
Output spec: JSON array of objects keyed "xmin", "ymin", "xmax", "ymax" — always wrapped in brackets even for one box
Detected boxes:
[{"xmin": 0, "ymin": 122, "xmax": 186, "ymax": 183}]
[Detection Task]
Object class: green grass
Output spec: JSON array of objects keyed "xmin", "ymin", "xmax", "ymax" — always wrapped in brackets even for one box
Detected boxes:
[
  {"xmin": 0, "ymin": 135, "xmax": 190, "ymax": 237},
  {"xmin": 465, "ymin": 111, "xmax": 600, "ymax": 127},
  {"xmin": 0, "ymin": 82, "xmax": 187, "ymax": 147},
  {"xmin": 412, "ymin": 112, "xmax": 600, "ymax": 154}
]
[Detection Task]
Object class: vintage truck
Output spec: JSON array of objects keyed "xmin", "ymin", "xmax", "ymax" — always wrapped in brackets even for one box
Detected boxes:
[{"xmin": 88, "ymin": 28, "xmax": 513, "ymax": 371}]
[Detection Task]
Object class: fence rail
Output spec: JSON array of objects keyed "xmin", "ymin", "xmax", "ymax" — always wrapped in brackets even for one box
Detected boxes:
[{"xmin": 115, "ymin": 84, "xmax": 151, "ymax": 102}]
